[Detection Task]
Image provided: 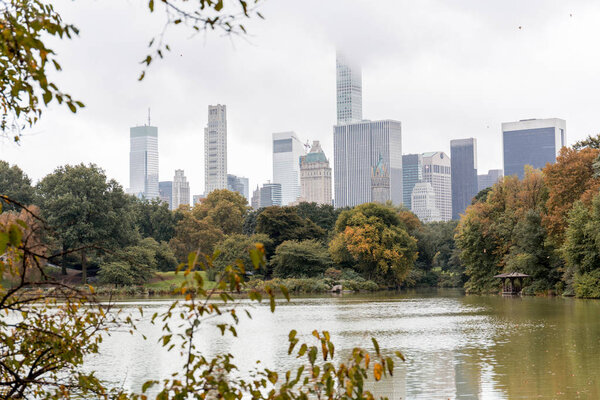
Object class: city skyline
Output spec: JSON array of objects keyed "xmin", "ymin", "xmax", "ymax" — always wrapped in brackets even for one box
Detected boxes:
[{"xmin": 3, "ymin": 1, "xmax": 600, "ymax": 197}]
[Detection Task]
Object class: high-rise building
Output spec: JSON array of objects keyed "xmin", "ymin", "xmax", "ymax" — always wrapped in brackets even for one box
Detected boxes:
[
  {"xmin": 502, "ymin": 118, "xmax": 566, "ymax": 179},
  {"xmin": 227, "ymin": 174, "xmax": 250, "ymax": 202},
  {"xmin": 422, "ymin": 151, "xmax": 452, "ymax": 221},
  {"xmin": 402, "ymin": 154, "xmax": 423, "ymax": 210},
  {"xmin": 299, "ymin": 141, "xmax": 332, "ymax": 205},
  {"xmin": 204, "ymin": 104, "xmax": 228, "ymax": 194},
  {"xmin": 259, "ymin": 182, "xmax": 282, "ymax": 208},
  {"xmin": 334, "ymin": 120, "xmax": 402, "ymax": 208},
  {"xmin": 336, "ymin": 52, "xmax": 362, "ymax": 124},
  {"xmin": 172, "ymin": 169, "xmax": 190, "ymax": 209},
  {"xmin": 272, "ymin": 131, "xmax": 305, "ymax": 205},
  {"xmin": 250, "ymin": 186, "xmax": 260, "ymax": 209},
  {"xmin": 477, "ymin": 169, "xmax": 504, "ymax": 192},
  {"xmin": 128, "ymin": 125, "xmax": 159, "ymax": 199},
  {"xmin": 159, "ymin": 181, "xmax": 173, "ymax": 210},
  {"xmin": 371, "ymin": 154, "xmax": 390, "ymax": 204},
  {"xmin": 411, "ymin": 182, "xmax": 442, "ymax": 223},
  {"xmin": 450, "ymin": 138, "xmax": 478, "ymax": 220}
]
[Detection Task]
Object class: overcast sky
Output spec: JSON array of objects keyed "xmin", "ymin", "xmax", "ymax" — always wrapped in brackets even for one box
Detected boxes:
[{"xmin": 2, "ymin": 0, "xmax": 600, "ymax": 196}]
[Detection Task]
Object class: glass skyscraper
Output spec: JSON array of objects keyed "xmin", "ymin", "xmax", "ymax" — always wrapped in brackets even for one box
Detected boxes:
[
  {"xmin": 402, "ymin": 154, "xmax": 423, "ymax": 210},
  {"xmin": 227, "ymin": 174, "xmax": 250, "ymax": 202},
  {"xmin": 204, "ymin": 104, "xmax": 228, "ymax": 194},
  {"xmin": 502, "ymin": 118, "xmax": 566, "ymax": 179},
  {"xmin": 334, "ymin": 120, "xmax": 403, "ymax": 208},
  {"xmin": 336, "ymin": 52, "xmax": 362, "ymax": 125},
  {"xmin": 129, "ymin": 125, "xmax": 159, "ymax": 200},
  {"xmin": 450, "ymin": 138, "xmax": 478, "ymax": 220},
  {"xmin": 159, "ymin": 181, "xmax": 172, "ymax": 210},
  {"xmin": 272, "ymin": 131, "xmax": 305, "ymax": 205}
]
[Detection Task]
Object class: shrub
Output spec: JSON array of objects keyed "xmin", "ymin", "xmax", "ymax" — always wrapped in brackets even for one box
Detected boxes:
[{"xmin": 574, "ymin": 270, "xmax": 600, "ymax": 298}]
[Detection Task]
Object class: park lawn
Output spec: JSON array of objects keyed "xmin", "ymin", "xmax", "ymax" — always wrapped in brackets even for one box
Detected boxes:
[{"xmin": 145, "ymin": 271, "xmax": 216, "ymax": 290}]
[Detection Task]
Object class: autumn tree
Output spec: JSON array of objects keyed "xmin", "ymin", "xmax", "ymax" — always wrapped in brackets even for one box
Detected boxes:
[
  {"xmin": 193, "ymin": 189, "xmax": 248, "ymax": 235},
  {"xmin": 543, "ymin": 147, "xmax": 600, "ymax": 245},
  {"xmin": 169, "ymin": 205, "xmax": 224, "ymax": 261},
  {"xmin": 36, "ymin": 164, "xmax": 137, "ymax": 281},
  {"xmin": 329, "ymin": 203, "xmax": 417, "ymax": 288}
]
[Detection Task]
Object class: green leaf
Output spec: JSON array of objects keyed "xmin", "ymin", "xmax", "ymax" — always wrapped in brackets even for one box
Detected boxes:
[
  {"xmin": 8, "ymin": 224, "xmax": 22, "ymax": 246},
  {"xmin": 395, "ymin": 350, "xmax": 406, "ymax": 361},
  {"xmin": 371, "ymin": 338, "xmax": 380, "ymax": 356},
  {"xmin": 148, "ymin": 0, "xmax": 154, "ymax": 12}
]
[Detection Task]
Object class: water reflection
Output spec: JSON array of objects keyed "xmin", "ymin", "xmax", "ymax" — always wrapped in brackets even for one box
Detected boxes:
[{"xmin": 88, "ymin": 290, "xmax": 600, "ymax": 399}]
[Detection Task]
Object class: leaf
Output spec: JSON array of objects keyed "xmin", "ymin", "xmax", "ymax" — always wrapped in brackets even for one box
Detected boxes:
[
  {"xmin": 395, "ymin": 350, "xmax": 406, "ymax": 362},
  {"xmin": 371, "ymin": 338, "xmax": 380, "ymax": 356},
  {"xmin": 148, "ymin": 0, "xmax": 154, "ymax": 12},
  {"xmin": 386, "ymin": 357, "xmax": 394, "ymax": 376},
  {"xmin": 142, "ymin": 380, "xmax": 156, "ymax": 393},
  {"xmin": 373, "ymin": 362, "xmax": 383, "ymax": 381},
  {"xmin": 8, "ymin": 224, "xmax": 22, "ymax": 246}
]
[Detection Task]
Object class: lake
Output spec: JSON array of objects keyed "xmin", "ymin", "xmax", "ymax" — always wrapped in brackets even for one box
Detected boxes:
[{"xmin": 89, "ymin": 290, "xmax": 600, "ymax": 399}]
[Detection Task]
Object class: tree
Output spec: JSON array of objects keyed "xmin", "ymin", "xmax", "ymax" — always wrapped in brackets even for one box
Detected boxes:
[
  {"xmin": 193, "ymin": 189, "xmax": 248, "ymax": 235},
  {"xmin": 132, "ymin": 198, "xmax": 176, "ymax": 243},
  {"xmin": 329, "ymin": 203, "xmax": 417, "ymax": 287},
  {"xmin": 543, "ymin": 147, "xmax": 600, "ymax": 245},
  {"xmin": 256, "ymin": 206, "xmax": 326, "ymax": 247},
  {"xmin": 214, "ymin": 233, "xmax": 273, "ymax": 276},
  {"xmin": 36, "ymin": 164, "xmax": 137, "ymax": 281},
  {"xmin": 271, "ymin": 240, "xmax": 332, "ymax": 278},
  {"xmin": 0, "ymin": 160, "xmax": 35, "ymax": 211},
  {"xmin": 573, "ymin": 133, "xmax": 600, "ymax": 150},
  {"xmin": 294, "ymin": 202, "xmax": 341, "ymax": 232},
  {"xmin": 169, "ymin": 206, "xmax": 224, "ymax": 261}
]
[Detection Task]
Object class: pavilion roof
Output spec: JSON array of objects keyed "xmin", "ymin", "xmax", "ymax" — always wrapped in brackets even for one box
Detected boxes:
[{"xmin": 494, "ymin": 272, "xmax": 530, "ymax": 278}]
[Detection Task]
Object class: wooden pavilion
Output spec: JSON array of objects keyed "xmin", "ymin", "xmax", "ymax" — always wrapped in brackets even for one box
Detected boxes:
[{"xmin": 494, "ymin": 272, "xmax": 530, "ymax": 295}]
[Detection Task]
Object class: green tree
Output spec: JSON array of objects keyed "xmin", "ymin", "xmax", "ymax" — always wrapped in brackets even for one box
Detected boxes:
[
  {"xmin": 193, "ymin": 189, "xmax": 248, "ymax": 235},
  {"xmin": 132, "ymin": 198, "xmax": 176, "ymax": 242},
  {"xmin": 573, "ymin": 133, "xmax": 600, "ymax": 150},
  {"xmin": 36, "ymin": 164, "xmax": 137, "ymax": 281},
  {"xmin": 214, "ymin": 233, "xmax": 273, "ymax": 276},
  {"xmin": 169, "ymin": 206, "xmax": 224, "ymax": 261},
  {"xmin": 294, "ymin": 202, "xmax": 341, "ymax": 232},
  {"xmin": 0, "ymin": 160, "xmax": 35, "ymax": 210},
  {"xmin": 256, "ymin": 206, "xmax": 326, "ymax": 247},
  {"xmin": 99, "ymin": 237, "xmax": 166, "ymax": 285},
  {"xmin": 329, "ymin": 203, "xmax": 417, "ymax": 287},
  {"xmin": 271, "ymin": 240, "xmax": 332, "ymax": 278}
]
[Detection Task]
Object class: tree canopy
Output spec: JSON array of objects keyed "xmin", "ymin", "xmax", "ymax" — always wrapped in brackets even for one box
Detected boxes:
[{"xmin": 0, "ymin": 160, "xmax": 35, "ymax": 210}]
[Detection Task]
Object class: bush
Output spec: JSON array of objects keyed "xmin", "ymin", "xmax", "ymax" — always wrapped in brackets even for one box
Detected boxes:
[
  {"xmin": 574, "ymin": 270, "xmax": 600, "ymax": 298},
  {"xmin": 97, "ymin": 262, "xmax": 135, "ymax": 286},
  {"xmin": 324, "ymin": 267, "xmax": 342, "ymax": 280},
  {"xmin": 271, "ymin": 240, "xmax": 332, "ymax": 278},
  {"xmin": 340, "ymin": 279, "xmax": 379, "ymax": 292}
]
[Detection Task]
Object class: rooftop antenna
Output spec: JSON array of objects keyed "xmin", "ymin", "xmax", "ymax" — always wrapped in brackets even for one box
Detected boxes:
[{"xmin": 147, "ymin": 107, "xmax": 151, "ymax": 126}]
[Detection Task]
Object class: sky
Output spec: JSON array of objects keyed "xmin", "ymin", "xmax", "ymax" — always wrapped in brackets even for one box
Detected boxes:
[{"xmin": 2, "ymin": 0, "xmax": 600, "ymax": 196}]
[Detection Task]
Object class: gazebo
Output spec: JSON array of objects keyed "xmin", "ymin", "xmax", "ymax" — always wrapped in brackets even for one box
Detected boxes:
[{"xmin": 494, "ymin": 272, "xmax": 530, "ymax": 295}]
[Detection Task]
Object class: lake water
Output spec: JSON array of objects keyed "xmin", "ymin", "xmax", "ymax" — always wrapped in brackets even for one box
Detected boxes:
[{"xmin": 89, "ymin": 290, "xmax": 600, "ymax": 399}]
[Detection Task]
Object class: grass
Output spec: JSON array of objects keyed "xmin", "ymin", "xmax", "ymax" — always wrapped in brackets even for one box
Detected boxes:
[{"xmin": 145, "ymin": 271, "xmax": 216, "ymax": 290}]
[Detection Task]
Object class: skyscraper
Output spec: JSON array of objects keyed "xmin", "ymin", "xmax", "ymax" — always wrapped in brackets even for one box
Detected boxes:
[
  {"xmin": 422, "ymin": 151, "xmax": 452, "ymax": 221},
  {"xmin": 336, "ymin": 52, "xmax": 362, "ymax": 124},
  {"xmin": 502, "ymin": 118, "xmax": 566, "ymax": 179},
  {"xmin": 204, "ymin": 104, "xmax": 228, "ymax": 194},
  {"xmin": 259, "ymin": 182, "xmax": 282, "ymax": 207},
  {"xmin": 334, "ymin": 120, "xmax": 402, "ymax": 208},
  {"xmin": 402, "ymin": 154, "xmax": 423, "ymax": 210},
  {"xmin": 272, "ymin": 131, "xmax": 305, "ymax": 205},
  {"xmin": 411, "ymin": 182, "xmax": 442, "ymax": 223},
  {"xmin": 128, "ymin": 125, "xmax": 159, "ymax": 199},
  {"xmin": 227, "ymin": 174, "xmax": 250, "ymax": 202},
  {"xmin": 478, "ymin": 169, "xmax": 504, "ymax": 192},
  {"xmin": 299, "ymin": 141, "xmax": 332, "ymax": 205},
  {"xmin": 159, "ymin": 181, "xmax": 173, "ymax": 210},
  {"xmin": 450, "ymin": 138, "xmax": 478, "ymax": 220},
  {"xmin": 172, "ymin": 169, "xmax": 190, "ymax": 209}
]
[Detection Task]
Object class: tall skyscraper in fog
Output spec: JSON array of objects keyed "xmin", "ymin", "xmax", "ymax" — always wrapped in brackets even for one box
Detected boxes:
[
  {"xmin": 272, "ymin": 132, "xmax": 305, "ymax": 205},
  {"xmin": 172, "ymin": 169, "xmax": 190, "ymax": 209},
  {"xmin": 159, "ymin": 181, "xmax": 173, "ymax": 210},
  {"xmin": 451, "ymin": 138, "xmax": 478, "ymax": 219},
  {"xmin": 336, "ymin": 52, "xmax": 362, "ymax": 124},
  {"xmin": 502, "ymin": 118, "xmax": 566, "ymax": 179},
  {"xmin": 129, "ymin": 125, "xmax": 159, "ymax": 199},
  {"xmin": 204, "ymin": 104, "xmax": 228, "ymax": 194},
  {"xmin": 334, "ymin": 120, "xmax": 402, "ymax": 208},
  {"xmin": 422, "ymin": 151, "xmax": 452, "ymax": 221}
]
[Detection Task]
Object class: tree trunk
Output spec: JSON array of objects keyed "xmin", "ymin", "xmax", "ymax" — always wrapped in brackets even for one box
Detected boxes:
[
  {"xmin": 61, "ymin": 244, "xmax": 67, "ymax": 276},
  {"xmin": 81, "ymin": 249, "xmax": 87, "ymax": 284}
]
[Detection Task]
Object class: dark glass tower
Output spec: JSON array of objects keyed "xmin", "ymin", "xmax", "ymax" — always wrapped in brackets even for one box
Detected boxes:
[{"xmin": 450, "ymin": 138, "xmax": 478, "ymax": 220}]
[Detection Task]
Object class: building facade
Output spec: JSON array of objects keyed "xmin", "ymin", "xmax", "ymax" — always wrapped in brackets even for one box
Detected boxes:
[
  {"xmin": 502, "ymin": 118, "xmax": 566, "ymax": 179},
  {"xmin": 411, "ymin": 182, "xmax": 442, "ymax": 223},
  {"xmin": 336, "ymin": 52, "xmax": 362, "ymax": 125},
  {"xmin": 371, "ymin": 154, "xmax": 390, "ymax": 204},
  {"xmin": 272, "ymin": 131, "xmax": 305, "ymax": 205},
  {"xmin": 128, "ymin": 125, "xmax": 159, "ymax": 199},
  {"xmin": 478, "ymin": 169, "xmax": 504, "ymax": 192},
  {"xmin": 450, "ymin": 138, "xmax": 478, "ymax": 220},
  {"xmin": 402, "ymin": 154, "xmax": 423, "ymax": 210},
  {"xmin": 259, "ymin": 182, "xmax": 282, "ymax": 208},
  {"xmin": 172, "ymin": 169, "xmax": 190, "ymax": 209},
  {"xmin": 299, "ymin": 141, "xmax": 332, "ymax": 205},
  {"xmin": 204, "ymin": 104, "xmax": 228, "ymax": 194},
  {"xmin": 158, "ymin": 181, "xmax": 173, "ymax": 210},
  {"xmin": 422, "ymin": 151, "xmax": 452, "ymax": 221},
  {"xmin": 227, "ymin": 174, "xmax": 250, "ymax": 202},
  {"xmin": 334, "ymin": 120, "xmax": 402, "ymax": 208}
]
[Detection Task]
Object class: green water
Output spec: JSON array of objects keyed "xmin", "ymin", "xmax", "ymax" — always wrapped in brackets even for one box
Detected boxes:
[{"xmin": 90, "ymin": 290, "xmax": 600, "ymax": 399}]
